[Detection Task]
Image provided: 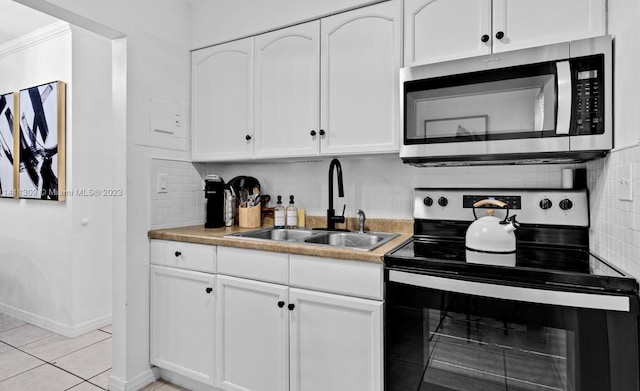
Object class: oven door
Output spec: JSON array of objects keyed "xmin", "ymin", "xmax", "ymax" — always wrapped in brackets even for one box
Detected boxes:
[{"xmin": 385, "ymin": 269, "xmax": 639, "ymax": 391}]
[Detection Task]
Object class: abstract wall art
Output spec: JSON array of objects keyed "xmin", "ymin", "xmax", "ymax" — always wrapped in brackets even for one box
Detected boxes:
[
  {"xmin": 18, "ymin": 81, "xmax": 66, "ymax": 201},
  {"xmin": 0, "ymin": 92, "xmax": 17, "ymax": 198}
]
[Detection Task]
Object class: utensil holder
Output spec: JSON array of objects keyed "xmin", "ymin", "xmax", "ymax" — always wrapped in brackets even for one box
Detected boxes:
[{"xmin": 239, "ymin": 203, "xmax": 261, "ymax": 228}]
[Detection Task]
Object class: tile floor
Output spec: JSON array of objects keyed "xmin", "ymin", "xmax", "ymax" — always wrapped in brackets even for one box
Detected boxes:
[{"xmin": 0, "ymin": 313, "xmax": 184, "ymax": 391}]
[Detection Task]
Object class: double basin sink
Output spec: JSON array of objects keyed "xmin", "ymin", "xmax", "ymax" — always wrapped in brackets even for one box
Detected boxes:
[{"xmin": 226, "ymin": 227, "xmax": 398, "ymax": 252}]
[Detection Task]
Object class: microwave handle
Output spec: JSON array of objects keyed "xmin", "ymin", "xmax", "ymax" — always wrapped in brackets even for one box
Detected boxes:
[{"xmin": 556, "ymin": 61, "xmax": 571, "ymax": 135}]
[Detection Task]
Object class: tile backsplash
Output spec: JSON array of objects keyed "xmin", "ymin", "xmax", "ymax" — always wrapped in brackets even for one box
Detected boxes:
[
  {"xmin": 150, "ymin": 158, "xmax": 206, "ymax": 229},
  {"xmin": 587, "ymin": 143, "xmax": 640, "ymax": 278},
  {"xmin": 202, "ymin": 157, "xmax": 578, "ymax": 221},
  {"xmin": 150, "ymin": 153, "xmax": 640, "ymax": 279},
  {"xmin": 151, "ymin": 155, "xmax": 575, "ymax": 223}
]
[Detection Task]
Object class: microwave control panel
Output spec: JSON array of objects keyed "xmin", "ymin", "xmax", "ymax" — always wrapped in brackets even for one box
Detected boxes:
[{"xmin": 572, "ymin": 55, "xmax": 604, "ymax": 135}]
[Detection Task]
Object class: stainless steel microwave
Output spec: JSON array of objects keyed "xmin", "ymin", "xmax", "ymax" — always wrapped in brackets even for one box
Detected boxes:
[{"xmin": 400, "ymin": 35, "xmax": 612, "ymax": 166}]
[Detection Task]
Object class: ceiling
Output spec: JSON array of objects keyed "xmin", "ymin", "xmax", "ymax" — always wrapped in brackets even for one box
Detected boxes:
[
  {"xmin": 0, "ymin": 0, "xmax": 60, "ymax": 45},
  {"xmin": 0, "ymin": 0, "xmax": 198, "ymax": 45}
]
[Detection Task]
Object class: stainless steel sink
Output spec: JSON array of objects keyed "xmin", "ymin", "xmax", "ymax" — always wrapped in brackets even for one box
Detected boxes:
[
  {"xmin": 229, "ymin": 227, "xmax": 315, "ymax": 241},
  {"xmin": 225, "ymin": 227, "xmax": 398, "ymax": 251},
  {"xmin": 303, "ymin": 232, "xmax": 396, "ymax": 251}
]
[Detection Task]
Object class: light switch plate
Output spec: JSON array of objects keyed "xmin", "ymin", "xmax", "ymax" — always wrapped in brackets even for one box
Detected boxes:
[
  {"xmin": 157, "ymin": 173, "xmax": 168, "ymax": 193},
  {"xmin": 617, "ymin": 164, "xmax": 633, "ymax": 201}
]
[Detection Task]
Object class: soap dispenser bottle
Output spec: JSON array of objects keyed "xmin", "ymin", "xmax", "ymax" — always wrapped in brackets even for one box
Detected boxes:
[
  {"xmin": 286, "ymin": 195, "xmax": 298, "ymax": 229},
  {"xmin": 274, "ymin": 195, "xmax": 286, "ymax": 229}
]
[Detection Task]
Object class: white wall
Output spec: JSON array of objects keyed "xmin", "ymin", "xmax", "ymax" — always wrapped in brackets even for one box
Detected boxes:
[
  {"xmin": 0, "ymin": 22, "xmax": 113, "ymax": 335},
  {"xmin": 69, "ymin": 25, "xmax": 113, "ymax": 330},
  {"xmin": 0, "ymin": 25, "xmax": 73, "ymax": 330},
  {"xmin": 0, "ymin": 23, "xmax": 72, "ymax": 331},
  {"xmin": 10, "ymin": 1, "xmax": 193, "ymax": 389}
]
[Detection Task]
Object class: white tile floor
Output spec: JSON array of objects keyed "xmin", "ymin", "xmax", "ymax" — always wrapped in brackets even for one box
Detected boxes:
[{"xmin": 0, "ymin": 313, "xmax": 184, "ymax": 391}]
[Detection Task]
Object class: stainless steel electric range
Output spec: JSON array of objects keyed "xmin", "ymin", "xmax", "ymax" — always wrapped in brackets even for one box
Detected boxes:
[{"xmin": 384, "ymin": 188, "xmax": 640, "ymax": 391}]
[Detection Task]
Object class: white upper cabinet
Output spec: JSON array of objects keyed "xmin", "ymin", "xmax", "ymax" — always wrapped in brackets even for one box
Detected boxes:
[
  {"xmin": 191, "ymin": 38, "xmax": 254, "ymax": 161},
  {"xmin": 254, "ymin": 22, "xmax": 321, "ymax": 158},
  {"xmin": 191, "ymin": 0, "xmax": 402, "ymax": 161},
  {"xmin": 404, "ymin": 0, "xmax": 491, "ymax": 66},
  {"xmin": 405, "ymin": 0, "xmax": 607, "ymax": 66},
  {"xmin": 320, "ymin": 0, "xmax": 402, "ymax": 155},
  {"xmin": 492, "ymin": 0, "xmax": 607, "ymax": 53}
]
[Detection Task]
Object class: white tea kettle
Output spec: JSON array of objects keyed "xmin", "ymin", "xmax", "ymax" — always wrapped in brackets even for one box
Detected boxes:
[{"xmin": 465, "ymin": 199, "xmax": 519, "ymax": 266}]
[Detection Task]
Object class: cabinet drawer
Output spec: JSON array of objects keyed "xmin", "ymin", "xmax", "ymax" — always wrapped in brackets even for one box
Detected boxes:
[
  {"xmin": 217, "ymin": 246, "xmax": 288, "ymax": 284},
  {"xmin": 290, "ymin": 255, "xmax": 383, "ymax": 300},
  {"xmin": 150, "ymin": 240, "xmax": 216, "ymax": 273}
]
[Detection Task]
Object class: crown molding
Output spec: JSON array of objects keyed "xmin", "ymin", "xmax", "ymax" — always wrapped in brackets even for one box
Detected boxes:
[{"xmin": 0, "ymin": 20, "xmax": 71, "ymax": 58}]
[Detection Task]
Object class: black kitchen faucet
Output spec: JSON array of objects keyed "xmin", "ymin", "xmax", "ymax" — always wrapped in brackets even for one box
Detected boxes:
[{"xmin": 326, "ymin": 158, "xmax": 346, "ymax": 230}]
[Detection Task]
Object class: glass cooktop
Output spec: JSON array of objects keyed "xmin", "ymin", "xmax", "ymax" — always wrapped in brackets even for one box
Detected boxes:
[{"xmin": 385, "ymin": 238, "xmax": 639, "ymax": 295}]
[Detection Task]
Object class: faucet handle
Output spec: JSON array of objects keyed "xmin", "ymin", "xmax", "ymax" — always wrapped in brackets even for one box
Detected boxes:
[
  {"xmin": 357, "ymin": 209, "xmax": 366, "ymax": 233},
  {"xmin": 333, "ymin": 204, "xmax": 346, "ymax": 225}
]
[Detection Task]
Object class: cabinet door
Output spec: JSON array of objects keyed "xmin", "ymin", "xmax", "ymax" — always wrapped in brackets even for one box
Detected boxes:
[
  {"xmin": 492, "ymin": 0, "xmax": 607, "ymax": 53},
  {"xmin": 150, "ymin": 265, "xmax": 216, "ymax": 385},
  {"xmin": 216, "ymin": 275, "xmax": 289, "ymax": 391},
  {"xmin": 191, "ymin": 38, "xmax": 254, "ymax": 161},
  {"xmin": 254, "ymin": 22, "xmax": 320, "ymax": 158},
  {"xmin": 289, "ymin": 288, "xmax": 383, "ymax": 391},
  {"xmin": 404, "ymin": 0, "xmax": 491, "ymax": 66},
  {"xmin": 320, "ymin": 0, "xmax": 402, "ymax": 155}
]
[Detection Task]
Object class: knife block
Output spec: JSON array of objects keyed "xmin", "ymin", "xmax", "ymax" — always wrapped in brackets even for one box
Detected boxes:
[{"xmin": 239, "ymin": 203, "xmax": 261, "ymax": 228}]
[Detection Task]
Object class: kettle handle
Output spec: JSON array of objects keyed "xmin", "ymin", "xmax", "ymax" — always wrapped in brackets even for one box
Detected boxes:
[{"xmin": 472, "ymin": 199, "xmax": 510, "ymax": 223}]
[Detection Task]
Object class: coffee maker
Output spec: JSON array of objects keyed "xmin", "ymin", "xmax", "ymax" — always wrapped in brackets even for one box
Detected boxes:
[{"xmin": 204, "ymin": 175, "xmax": 225, "ymax": 228}]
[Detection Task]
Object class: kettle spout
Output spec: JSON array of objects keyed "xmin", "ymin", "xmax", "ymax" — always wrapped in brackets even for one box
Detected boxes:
[{"xmin": 502, "ymin": 215, "xmax": 519, "ymax": 233}]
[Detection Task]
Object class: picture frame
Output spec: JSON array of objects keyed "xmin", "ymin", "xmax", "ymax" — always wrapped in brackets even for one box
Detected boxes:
[
  {"xmin": 17, "ymin": 81, "xmax": 66, "ymax": 201},
  {"xmin": 425, "ymin": 115, "xmax": 488, "ymax": 139},
  {"xmin": 0, "ymin": 92, "xmax": 17, "ymax": 198}
]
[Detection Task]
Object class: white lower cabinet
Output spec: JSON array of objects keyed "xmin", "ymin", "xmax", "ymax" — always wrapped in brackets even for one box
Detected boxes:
[
  {"xmin": 216, "ymin": 275, "xmax": 290, "ymax": 391},
  {"xmin": 216, "ymin": 276, "xmax": 383, "ymax": 391},
  {"xmin": 216, "ymin": 248, "xmax": 383, "ymax": 391},
  {"xmin": 151, "ymin": 243, "xmax": 383, "ymax": 391},
  {"xmin": 289, "ymin": 288, "xmax": 382, "ymax": 391},
  {"xmin": 150, "ymin": 265, "xmax": 216, "ymax": 386}
]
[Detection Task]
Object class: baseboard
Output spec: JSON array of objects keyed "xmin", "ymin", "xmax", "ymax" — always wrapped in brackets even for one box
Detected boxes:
[
  {"xmin": 67, "ymin": 314, "xmax": 113, "ymax": 337},
  {"xmin": 109, "ymin": 368, "xmax": 159, "ymax": 391},
  {"xmin": 0, "ymin": 303, "xmax": 111, "ymax": 337},
  {"xmin": 159, "ymin": 368, "xmax": 219, "ymax": 391}
]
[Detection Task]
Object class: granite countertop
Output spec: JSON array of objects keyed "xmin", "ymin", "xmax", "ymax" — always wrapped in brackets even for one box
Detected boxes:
[{"xmin": 148, "ymin": 217, "xmax": 413, "ymax": 264}]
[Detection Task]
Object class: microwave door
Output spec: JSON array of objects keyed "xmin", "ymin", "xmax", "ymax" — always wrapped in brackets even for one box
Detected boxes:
[{"xmin": 402, "ymin": 61, "xmax": 570, "ymax": 161}]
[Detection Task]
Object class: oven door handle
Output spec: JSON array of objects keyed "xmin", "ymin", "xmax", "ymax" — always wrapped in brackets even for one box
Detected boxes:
[{"xmin": 388, "ymin": 270, "xmax": 630, "ymax": 312}]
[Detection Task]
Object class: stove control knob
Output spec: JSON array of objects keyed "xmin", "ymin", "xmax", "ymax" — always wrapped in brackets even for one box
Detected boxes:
[
  {"xmin": 559, "ymin": 198, "xmax": 573, "ymax": 211},
  {"xmin": 539, "ymin": 198, "xmax": 553, "ymax": 210},
  {"xmin": 423, "ymin": 197, "xmax": 433, "ymax": 207},
  {"xmin": 438, "ymin": 197, "xmax": 448, "ymax": 207}
]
